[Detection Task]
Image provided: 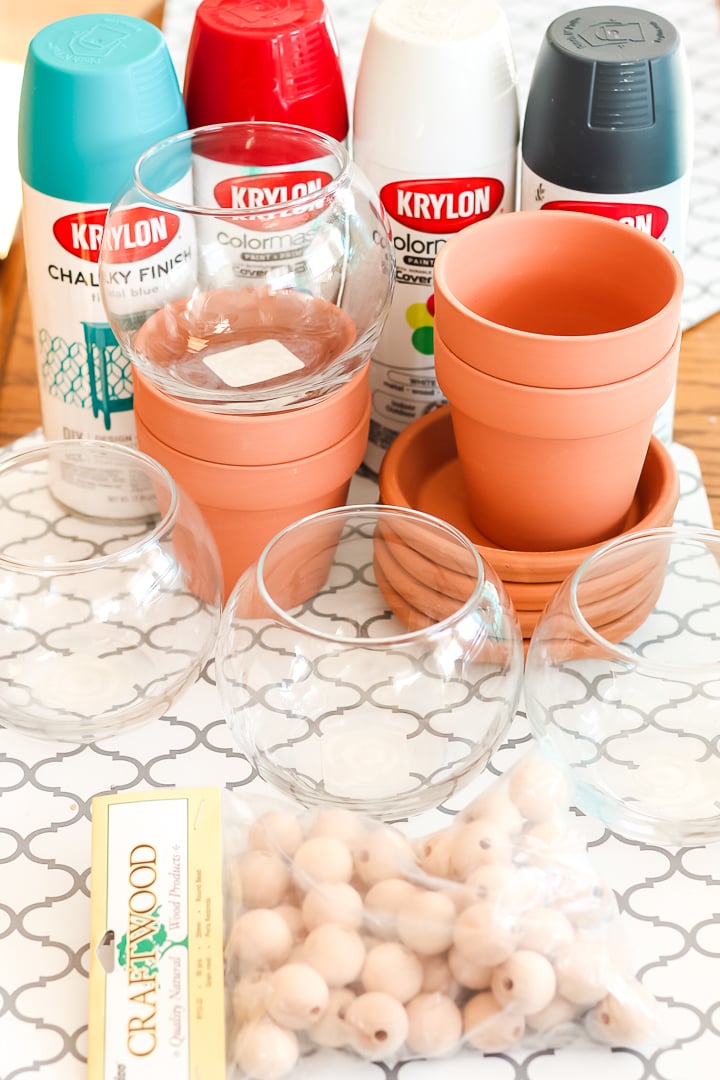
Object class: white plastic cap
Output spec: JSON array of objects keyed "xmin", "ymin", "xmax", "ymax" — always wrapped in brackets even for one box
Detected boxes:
[{"xmin": 353, "ymin": 0, "xmax": 519, "ymax": 173}]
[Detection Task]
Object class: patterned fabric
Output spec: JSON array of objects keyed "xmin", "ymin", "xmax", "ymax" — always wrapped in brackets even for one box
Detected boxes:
[{"xmin": 0, "ymin": 436, "xmax": 717, "ymax": 1080}]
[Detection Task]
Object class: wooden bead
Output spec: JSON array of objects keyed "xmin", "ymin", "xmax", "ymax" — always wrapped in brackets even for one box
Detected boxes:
[
  {"xmin": 419, "ymin": 953, "xmax": 457, "ymax": 995},
  {"xmin": 363, "ymin": 877, "xmax": 417, "ymax": 938},
  {"xmin": 587, "ymin": 978, "xmax": 660, "ymax": 1045},
  {"xmin": 415, "ymin": 827, "xmax": 455, "ymax": 880},
  {"xmin": 516, "ymin": 907, "xmax": 575, "ymax": 957},
  {"xmin": 230, "ymin": 909, "xmax": 293, "ymax": 973},
  {"xmin": 450, "ymin": 819, "xmax": 512, "ymax": 879},
  {"xmin": 301, "ymin": 882, "xmax": 364, "ymax": 931},
  {"xmin": 234, "ymin": 850, "xmax": 290, "ymax": 910},
  {"xmin": 345, "ymin": 991, "xmax": 409, "ymax": 1059},
  {"xmin": 464, "ymin": 862, "xmax": 514, "ymax": 903},
  {"xmin": 405, "ymin": 992, "xmax": 463, "ymax": 1057},
  {"xmin": 231, "ymin": 971, "xmax": 271, "ymax": 1025},
  {"xmin": 525, "ymin": 995, "xmax": 578, "ymax": 1032},
  {"xmin": 234, "ymin": 1016, "xmax": 298, "ymax": 1080},
  {"xmin": 491, "ymin": 949, "xmax": 557, "ymax": 1015},
  {"xmin": 273, "ymin": 903, "xmax": 305, "ymax": 942},
  {"xmin": 293, "ymin": 836, "xmax": 353, "ymax": 886},
  {"xmin": 508, "ymin": 754, "xmax": 570, "ymax": 823},
  {"xmin": 447, "ymin": 945, "xmax": 493, "ymax": 991},
  {"xmin": 267, "ymin": 962, "xmax": 329, "ymax": 1030},
  {"xmin": 396, "ymin": 889, "xmax": 456, "ymax": 956},
  {"xmin": 361, "ymin": 941, "xmax": 424, "ymax": 1003},
  {"xmin": 306, "ymin": 807, "xmax": 365, "ymax": 846},
  {"xmin": 460, "ymin": 789, "xmax": 524, "ymax": 834},
  {"xmin": 301, "ymin": 923, "xmax": 366, "ymax": 988},
  {"xmin": 307, "ymin": 986, "xmax": 355, "ymax": 1049},
  {"xmin": 463, "ymin": 991, "xmax": 525, "ymax": 1053},
  {"xmin": 353, "ymin": 826, "xmax": 417, "ymax": 888},
  {"xmin": 453, "ymin": 901, "xmax": 516, "ymax": 967},
  {"xmin": 554, "ymin": 939, "xmax": 614, "ymax": 1007},
  {"xmin": 248, "ymin": 810, "xmax": 303, "ymax": 858}
]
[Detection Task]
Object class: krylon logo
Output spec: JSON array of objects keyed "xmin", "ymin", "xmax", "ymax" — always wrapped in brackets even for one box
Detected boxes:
[
  {"xmin": 540, "ymin": 200, "xmax": 669, "ymax": 239},
  {"xmin": 66, "ymin": 207, "xmax": 181, "ymax": 265},
  {"xmin": 380, "ymin": 178, "xmax": 505, "ymax": 234},
  {"xmin": 214, "ymin": 170, "xmax": 333, "ymax": 210}
]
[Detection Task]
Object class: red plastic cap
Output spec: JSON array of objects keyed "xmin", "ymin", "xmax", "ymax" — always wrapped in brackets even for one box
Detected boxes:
[{"xmin": 183, "ymin": 0, "xmax": 349, "ymax": 140}]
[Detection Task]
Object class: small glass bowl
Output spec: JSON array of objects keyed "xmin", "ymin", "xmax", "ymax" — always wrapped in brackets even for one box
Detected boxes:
[
  {"xmin": 98, "ymin": 121, "xmax": 394, "ymax": 412},
  {"xmin": 0, "ymin": 439, "xmax": 222, "ymax": 742},
  {"xmin": 215, "ymin": 504, "xmax": 524, "ymax": 818},
  {"xmin": 524, "ymin": 526, "xmax": 720, "ymax": 847}
]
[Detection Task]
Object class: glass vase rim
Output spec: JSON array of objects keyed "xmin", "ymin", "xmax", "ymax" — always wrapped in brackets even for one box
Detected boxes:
[
  {"xmin": 0, "ymin": 439, "xmax": 179, "ymax": 574},
  {"xmin": 565, "ymin": 523, "xmax": 720, "ymax": 672},
  {"xmin": 125, "ymin": 119, "xmax": 351, "ymax": 219},
  {"xmin": 252, "ymin": 502, "xmax": 490, "ymax": 645}
]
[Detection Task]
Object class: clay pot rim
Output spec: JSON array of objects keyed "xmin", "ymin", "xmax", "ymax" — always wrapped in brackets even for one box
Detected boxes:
[
  {"xmin": 378, "ymin": 405, "xmax": 679, "ymax": 581},
  {"xmin": 433, "ymin": 326, "xmax": 682, "ymax": 399},
  {"xmin": 434, "ymin": 332, "xmax": 679, "ymax": 438},
  {"xmin": 135, "ymin": 397, "xmax": 370, "ymax": 503},
  {"xmin": 433, "ymin": 210, "xmax": 684, "ymax": 352},
  {"xmin": 133, "ymin": 363, "xmax": 370, "ymax": 465}
]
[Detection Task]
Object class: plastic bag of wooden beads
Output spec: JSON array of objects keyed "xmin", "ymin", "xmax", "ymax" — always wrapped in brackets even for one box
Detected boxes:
[{"xmin": 221, "ymin": 750, "xmax": 665, "ymax": 1079}]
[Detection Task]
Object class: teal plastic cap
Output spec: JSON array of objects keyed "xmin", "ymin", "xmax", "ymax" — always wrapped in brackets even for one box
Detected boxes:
[{"xmin": 18, "ymin": 14, "xmax": 187, "ymax": 203}]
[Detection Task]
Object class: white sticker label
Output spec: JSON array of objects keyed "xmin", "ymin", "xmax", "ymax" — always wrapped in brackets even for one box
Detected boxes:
[{"xmin": 201, "ymin": 339, "xmax": 304, "ymax": 387}]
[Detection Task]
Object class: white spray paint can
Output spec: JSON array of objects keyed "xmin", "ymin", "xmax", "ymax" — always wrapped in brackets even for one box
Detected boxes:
[{"xmin": 353, "ymin": 0, "xmax": 519, "ymax": 474}]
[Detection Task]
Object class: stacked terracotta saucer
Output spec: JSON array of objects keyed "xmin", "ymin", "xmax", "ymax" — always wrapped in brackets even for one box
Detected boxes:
[{"xmin": 377, "ymin": 405, "xmax": 680, "ymax": 648}]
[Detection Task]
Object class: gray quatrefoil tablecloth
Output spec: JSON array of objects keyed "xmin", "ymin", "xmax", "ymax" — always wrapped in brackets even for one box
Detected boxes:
[
  {"xmin": 1, "ymin": 433, "xmax": 719, "ymax": 1080},
  {"xmin": 3, "ymin": 0, "xmax": 720, "ymax": 1075}
]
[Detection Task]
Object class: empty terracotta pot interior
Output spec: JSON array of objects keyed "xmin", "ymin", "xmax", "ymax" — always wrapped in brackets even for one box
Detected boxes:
[
  {"xmin": 132, "ymin": 285, "xmax": 358, "ymax": 397},
  {"xmin": 432, "ymin": 209, "xmax": 683, "ymax": 387}
]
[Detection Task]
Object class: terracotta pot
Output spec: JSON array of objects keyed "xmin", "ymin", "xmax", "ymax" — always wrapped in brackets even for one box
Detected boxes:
[
  {"xmin": 377, "ymin": 404, "xmax": 679, "ymax": 644},
  {"xmin": 433, "ymin": 210, "xmax": 683, "ymax": 388},
  {"xmin": 134, "ymin": 379, "xmax": 370, "ymax": 599},
  {"xmin": 434, "ymin": 333, "xmax": 678, "ymax": 551},
  {"xmin": 377, "ymin": 405, "xmax": 678, "ymax": 583},
  {"xmin": 132, "ymin": 364, "xmax": 370, "ymax": 465}
]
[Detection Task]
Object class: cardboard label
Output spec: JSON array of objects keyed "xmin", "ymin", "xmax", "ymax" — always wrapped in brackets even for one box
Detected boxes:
[{"xmin": 87, "ymin": 788, "xmax": 226, "ymax": 1080}]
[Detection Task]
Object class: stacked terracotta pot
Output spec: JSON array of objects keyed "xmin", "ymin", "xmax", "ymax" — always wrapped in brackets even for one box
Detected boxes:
[{"xmin": 379, "ymin": 210, "xmax": 684, "ymax": 645}]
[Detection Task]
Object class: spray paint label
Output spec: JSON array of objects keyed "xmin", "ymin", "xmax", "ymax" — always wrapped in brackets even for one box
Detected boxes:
[
  {"xmin": 363, "ymin": 161, "xmax": 516, "ymax": 474},
  {"xmin": 22, "ymin": 180, "xmax": 195, "ymax": 447},
  {"xmin": 190, "ymin": 152, "xmax": 344, "ymax": 295},
  {"xmin": 520, "ymin": 164, "xmax": 690, "ymax": 444},
  {"xmin": 520, "ymin": 165, "xmax": 690, "ymax": 262}
]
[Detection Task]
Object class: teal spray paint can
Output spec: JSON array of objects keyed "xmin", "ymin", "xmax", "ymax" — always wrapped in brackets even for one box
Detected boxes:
[{"xmin": 18, "ymin": 14, "xmax": 187, "ymax": 450}]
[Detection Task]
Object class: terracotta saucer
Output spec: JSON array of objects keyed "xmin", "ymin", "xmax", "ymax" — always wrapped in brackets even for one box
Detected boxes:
[
  {"xmin": 378, "ymin": 405, "xmax": 679, "ymax": 584},
  {"xmin": 377, "ymin": 515, "xmax": 664, "ymax": 640}
]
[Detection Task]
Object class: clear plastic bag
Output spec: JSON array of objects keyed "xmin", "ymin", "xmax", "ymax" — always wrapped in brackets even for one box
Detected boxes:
[{"xmin": 221, "ymin": 750, "xmax": 663, "ymax": 1079}]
